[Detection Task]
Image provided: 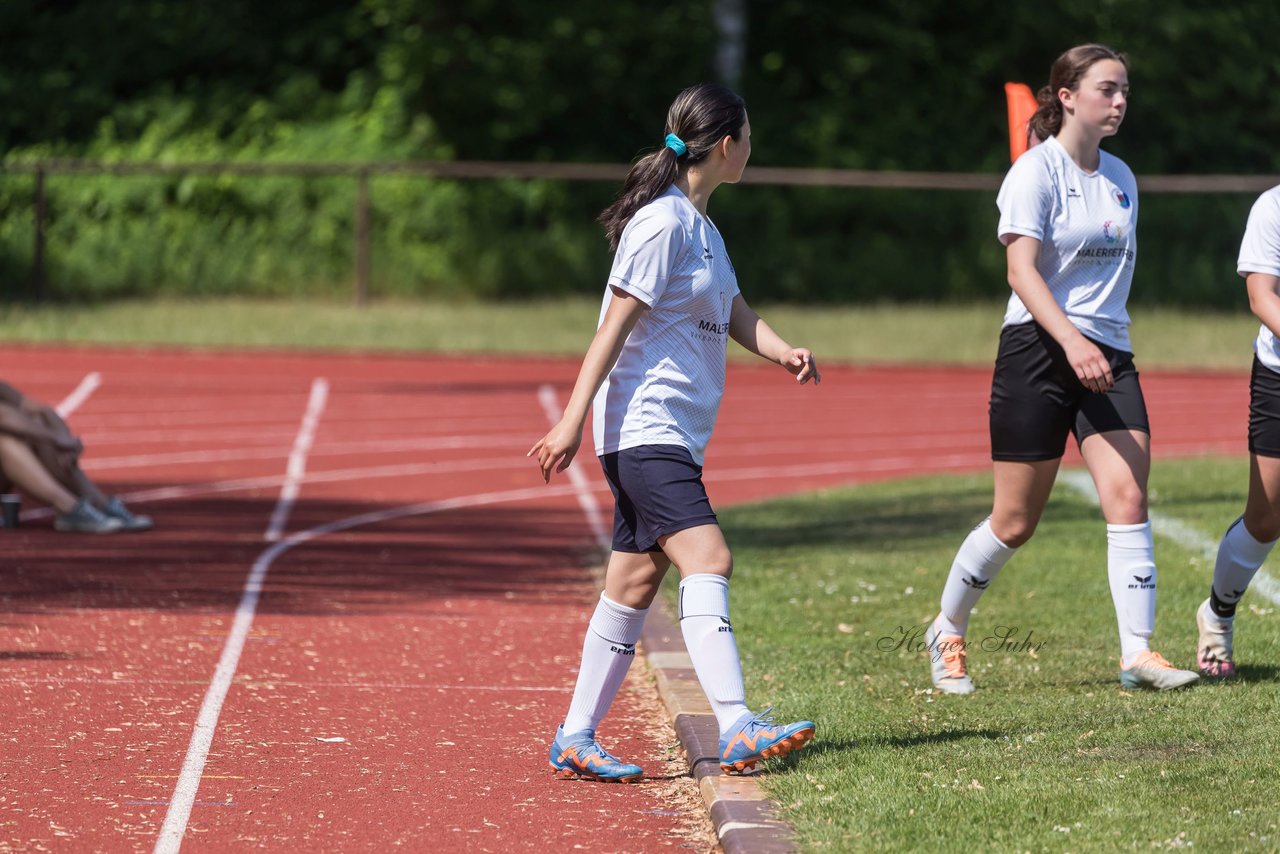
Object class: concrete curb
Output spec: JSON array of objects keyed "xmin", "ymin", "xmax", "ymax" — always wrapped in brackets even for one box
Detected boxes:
[{"xmin": 640, "ymin": 599, "xmax": 800, "ymax": 854}]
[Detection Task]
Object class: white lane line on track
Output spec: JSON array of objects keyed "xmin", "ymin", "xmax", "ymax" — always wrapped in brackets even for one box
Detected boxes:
[
  {"xmin": 1058, "ymin": 470, "xmax": 1280, "ymax": 606},
  {"xmin": 6, "ymin": 677, "xmax": 571, "ymax": 693},
  {"xmin": 537, "ymin": 384, "xmax": 610, "ymax": 549},
  {"xmin": 154, "ymin": 378, "xmax": 327, "ymax": 854},
  {"xmin": 153, "ymin": 480, "xmax": 582, "ymax": 853},
  {"xmin": 265, "ymin": 379, "xmax": 329, "ymax": 542},
  {"xmin": 18, "ymin": 456, "xmax": 550, "ymax": 521},
  {"xmin": 82, "ymin": 431, "xmax": 531, "ymax": 471},
  {"xmin": 27, "ymin": 450, "xmax": 997, "ymax": 523},
  {"xmin": 55, "ymin": 372, "xmax": 101, "ymax": 417}
]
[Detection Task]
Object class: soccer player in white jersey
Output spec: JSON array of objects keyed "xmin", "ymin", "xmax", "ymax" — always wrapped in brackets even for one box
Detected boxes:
[
  {"xmin": 529, "ymin": 84, "xmax": 820, "ymax": 782},
  {"xmin": 923, "ymin": 44, "xmax": 1199, "ymax": 695},
  {"xmin": 1193, "ymin": 187, "xmax": 1280, "ymax": 679}
]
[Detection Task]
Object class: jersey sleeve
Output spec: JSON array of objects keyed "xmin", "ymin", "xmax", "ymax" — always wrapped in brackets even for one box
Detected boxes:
[
  {"xmin": 607, "ymin": 207, "xmax": 687, "ymax": 307},
  {"xmin": 1238, "ymin": 189, "xmax": 1280, "ymax": 278},
  {"xmin": 996, "ymin": 153, "xmax": 1053, "ymax": 246}
]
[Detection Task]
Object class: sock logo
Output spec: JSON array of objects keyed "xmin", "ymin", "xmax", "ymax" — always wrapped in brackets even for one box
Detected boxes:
[
  {"xmin": 962, "ymin": 575, "xmax": 990, "ymax": 590},
  {"xmin": 609, "ymin": 643, "xmax": 636, "ymax": 656},
  {"xmin": 718, "ymin": 617, "xmax": 734, "ymax": 634},
  {"xmin": 1128, "ymin": 574, "xmax": 1155, "ymax": 590}
]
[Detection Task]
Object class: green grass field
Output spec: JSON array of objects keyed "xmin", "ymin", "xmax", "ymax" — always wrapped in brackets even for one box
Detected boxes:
[
  {"xmin": 688, "ymin": 456, "xmax": 1279, "ymax": 852},
  {"xmin": 0, "ymin": 297, "xmax": 1262, "ymax": 370}
]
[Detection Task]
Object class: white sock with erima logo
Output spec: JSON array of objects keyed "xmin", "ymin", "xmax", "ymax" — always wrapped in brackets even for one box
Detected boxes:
[
  {"xmin": 1211, "ymin": 517, "xmax": 1276, "ymax": 619},
  {"xmin": 936, "ymin": 518, "xmax": 1017, "ymax": 636},
  {"xmin": 1107, "ymin": 522, "xmax": 1156, "ymax": 668},
  {"xmin": 678, "ymin": 574, "xmax": 749, "ymax": 735},
  {"xmin": 562, "ymin": 593, "xmax": 647, "ymax": 736}
]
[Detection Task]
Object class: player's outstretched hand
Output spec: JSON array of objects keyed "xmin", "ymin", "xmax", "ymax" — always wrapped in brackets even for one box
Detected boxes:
[
  {"xmin": 527, "ymin": 420, "xmax": 583, "ymax": 483},
  {"xmin": 782, "ymin": 348, "xmax": 820, "ymax": 385}
]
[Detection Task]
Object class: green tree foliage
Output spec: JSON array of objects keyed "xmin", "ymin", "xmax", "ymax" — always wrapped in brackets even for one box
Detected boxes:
[{"xmin": 2, "ymin": 1, "xmax": 1279, "ymax": 305}]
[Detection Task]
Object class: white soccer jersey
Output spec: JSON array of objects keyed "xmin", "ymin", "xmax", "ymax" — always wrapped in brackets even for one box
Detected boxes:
[
  {"xmin": 593, "ymin": 185, "xmax": 740, "ymax": 464},
  {"xmin": 1238, "ymin": 186, "xmax": 1280, "ymax": 372},
  {"xmin": 997, "ymin": 135, "xmax": 1139, "ymax": 352}
]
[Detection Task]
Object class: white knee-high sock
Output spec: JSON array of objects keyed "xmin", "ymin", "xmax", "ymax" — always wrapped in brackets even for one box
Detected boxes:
[
  {"xmin": 936, "ymin": 518, "xmax": 1017, "ymax": 636},
  {"xmin": 1107, "ymin": 522, "xmax": 1156, "ymax": 667},
  {"xmin": 1210, "ymin": 517, "xmax": 1277, "ymax": 619},
  {"xmin": 678, "ymin": 574, "xmax": 749, "ymax": 735},
  {"xmin": 562, "ymin": 594, "xmax": 648, "ymax": 736}
]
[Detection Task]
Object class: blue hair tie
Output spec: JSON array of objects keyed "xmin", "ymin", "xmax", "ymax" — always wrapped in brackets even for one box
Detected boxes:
[{"xmin": 664, "ymin": 133, "xmax": 687, "ymax": 157}]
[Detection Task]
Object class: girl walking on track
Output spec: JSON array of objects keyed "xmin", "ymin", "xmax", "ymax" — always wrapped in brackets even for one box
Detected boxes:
[
  {"xmin": 529, "ymin": 83, "xmax": 819, "ymax": 782},
  {"xmin": 924, "ymin": 44, "xmax": 1199, "ymax": 695},
  {"xmin": 1194, "ymin": 186, "xmax": 1280, "ymax": 679}
]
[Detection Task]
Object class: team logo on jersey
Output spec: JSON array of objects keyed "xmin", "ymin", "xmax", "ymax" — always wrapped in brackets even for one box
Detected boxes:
[
  {"xmin": 702, "ymin": 245, "xmax": 714, "ymax": 260},
  {"xmin": 1102, "ymin": 220, "xmax": 1126, "ymax": 243},
  {"xmin": 1113, "ymin": 189, "xmax": 1131, "ymax": 209}
]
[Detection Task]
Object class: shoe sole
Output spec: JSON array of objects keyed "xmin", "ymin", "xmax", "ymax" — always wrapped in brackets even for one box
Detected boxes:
[
  {"xmin": 719, "ymin": 726, "xmax": 816, "ymax": 775},
  {"xmin": 1118, "ymin": 672, "xmax": 1199, "ymax": 691},
  {"xmin": 934, "ymin": 679, "xmax": 975, "ymax": 695},
  {"xmin": 548, "ymin": 761, "xmax": 642, "ymax": 784}
]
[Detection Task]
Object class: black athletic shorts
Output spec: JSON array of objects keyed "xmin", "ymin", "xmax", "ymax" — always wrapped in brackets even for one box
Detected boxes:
[
  {"xmin": 989, "ymin": 322, "xmax": 1150, "ymax": 462},
  {"xmin": 1248, "ymin": 356, "xmax": 1280, "ymax": 458},
  {"xmin": 598, "ymin": 445, "xmax": 719, "ymax": 553}
]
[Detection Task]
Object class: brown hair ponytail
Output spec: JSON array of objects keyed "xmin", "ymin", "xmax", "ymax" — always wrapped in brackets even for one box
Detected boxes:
[{"xmin": 598, "ymin": 83, "xmax": 747, "ymax": 252}]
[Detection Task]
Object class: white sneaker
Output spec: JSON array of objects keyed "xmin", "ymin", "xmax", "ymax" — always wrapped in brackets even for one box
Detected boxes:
[
  {"xmin": 1195, "ymin": 598, "xmax": 1236, "ymax": 679},
  {"xmin": 925, "ymin": 619, "xmax": 975, "ymax": 695},
  {"xmin": 1119, "ymin": 650, "xmax": 1199, "ymax": 691}
]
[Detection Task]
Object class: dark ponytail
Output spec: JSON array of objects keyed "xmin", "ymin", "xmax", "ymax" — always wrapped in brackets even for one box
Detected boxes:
[
  {"xmin": 598, "ymin": 83, "xmax": 747, "ymax": 252},
  {"xmin": 1028, "ymin": 43, "xmax": 1127, "ymax": 141}
]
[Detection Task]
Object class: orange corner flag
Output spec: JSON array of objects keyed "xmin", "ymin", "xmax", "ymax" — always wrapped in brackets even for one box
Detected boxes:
[{"xmin": 1004, "ymin": 82, "xmax": 1038, "ymax": 163}]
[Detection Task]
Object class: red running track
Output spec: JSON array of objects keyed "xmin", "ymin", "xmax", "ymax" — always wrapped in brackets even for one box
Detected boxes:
[{"xmin": 0, "ymin": 345, "xmax": 1249, "ymax": 852}]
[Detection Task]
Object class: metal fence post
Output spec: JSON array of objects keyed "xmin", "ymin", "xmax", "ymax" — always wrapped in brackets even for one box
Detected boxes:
[
  {"xmin": 33, "ymin": 168, "xmax": 46, "ymax": 301},
  {"xmin": 354, "ymin": 169, "xmax": 371, "ymax": 306}
]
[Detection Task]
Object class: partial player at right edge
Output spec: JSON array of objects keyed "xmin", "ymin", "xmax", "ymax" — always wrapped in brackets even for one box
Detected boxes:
[{"xmin": 1195, "ymin": 185, "xmax": 1280, "ymax": 679}]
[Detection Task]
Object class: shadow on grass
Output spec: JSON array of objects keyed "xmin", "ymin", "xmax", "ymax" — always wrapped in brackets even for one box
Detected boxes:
[
  {"xmin": 1227, "ymin": 663, "xmax": 1280, "ymax": 683},
  {"xmin": 773, "ymin": 729, "xmax": 1008, "ymax": 766},
  {"xmin": 722, "ymin": 481, "xmax": 1107, "ymax": 553}
]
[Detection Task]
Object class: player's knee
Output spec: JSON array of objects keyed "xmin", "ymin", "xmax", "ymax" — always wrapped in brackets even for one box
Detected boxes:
[
  {"xmin": 1244, "ymin": 507, "xmax": 1280, "ymax": 543},
  {"xmin": 991, "ymin": 516, "xmax": 1036, "ymax": 548},
  {"xmin": 1105, "ymin": 484, "xmax": 1148, "ymax": 524},
  {"xmin": 702, "ymin": 548, "xmax": 732, "ymax": 578}
]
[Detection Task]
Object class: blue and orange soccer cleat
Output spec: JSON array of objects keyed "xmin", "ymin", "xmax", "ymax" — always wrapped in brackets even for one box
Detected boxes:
[
  {"xmin": 719, "ymin": 707, "xmax": 815, "ymax": 774},
  {"xmin": 548, "ymin": 725, "xmax": 643, "ymax": 783}
]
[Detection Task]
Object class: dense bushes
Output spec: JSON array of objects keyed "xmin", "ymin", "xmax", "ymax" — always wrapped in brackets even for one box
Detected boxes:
[{"xmin": 1, "ymin": 1, "xmax": 1277, "ymax": 306}]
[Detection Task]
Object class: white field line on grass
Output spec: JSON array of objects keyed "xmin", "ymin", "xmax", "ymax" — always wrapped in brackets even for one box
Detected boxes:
[
  {"xmin": 152, "ymin": 481, "xmax": 582, "ymax": 854},
  {"xmin": 264, "ymin": 379, "xmax": 329, "ymax": 542},
  {"xmin": 537, "ymin": 384, "xmax": 610, "ymax": 549},
  {"xmin": 55, "ymin": 372, "xmax": 101, "ymax": 417},
  {"xmin": 1057, "ymin": 470, "xmax": 1280, "ymax": 606},
  {"xmin": 154, "ymin": 377, "xmax": 327, "ymax": 854}
]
